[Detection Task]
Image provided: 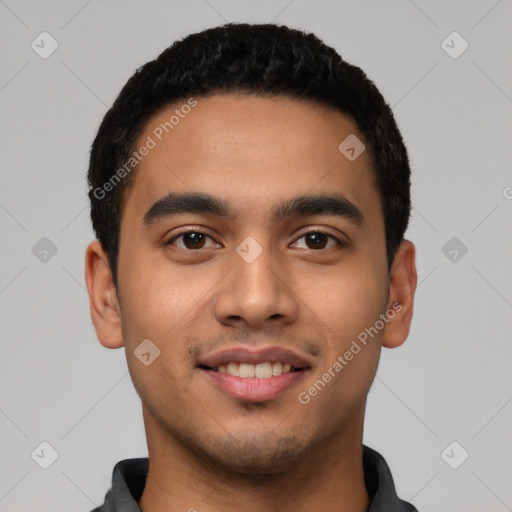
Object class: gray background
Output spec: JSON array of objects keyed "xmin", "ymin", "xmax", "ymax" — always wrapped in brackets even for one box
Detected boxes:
[{"xmin": 1, "ymin": 0, "xmax": 511, "ymax": 510}]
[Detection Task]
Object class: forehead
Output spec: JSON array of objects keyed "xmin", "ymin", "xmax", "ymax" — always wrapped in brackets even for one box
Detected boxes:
[{"xmin": 122, "ymin": 94, "xmax": 380, "ymax": 225}]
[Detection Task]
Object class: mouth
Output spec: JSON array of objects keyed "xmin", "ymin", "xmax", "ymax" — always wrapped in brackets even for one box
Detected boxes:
[{"xmin": 197, "ymin": 346, "xmax": 312, "ymax": 402}]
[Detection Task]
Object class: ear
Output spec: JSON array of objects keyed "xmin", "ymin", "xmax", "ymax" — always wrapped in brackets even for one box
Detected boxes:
[
  {"xmin": 382, "ymin": 239, "xmax": 417, "ymax": 349},
  {"xmin": 84, "ymin": 240, "xmax": 124, "ymax": 349}
]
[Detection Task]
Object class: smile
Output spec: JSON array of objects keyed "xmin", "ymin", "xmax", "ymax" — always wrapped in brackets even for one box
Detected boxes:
[{"xmin": 196, "ymin": 345, "xmax": 313, "ymax": 401}]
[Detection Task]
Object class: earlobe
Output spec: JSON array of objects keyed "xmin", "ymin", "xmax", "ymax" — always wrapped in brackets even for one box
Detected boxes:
[
  {"xmin": 382, "ymin": 239, "xmax": 417, "ymax": 349},
  {"xmin": 84, "ymin": 240, "xmax": 124, "ymax": 349}
]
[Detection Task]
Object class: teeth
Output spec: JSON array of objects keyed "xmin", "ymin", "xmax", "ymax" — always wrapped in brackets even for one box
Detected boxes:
[
  {"xmin": 215, "ymin": 361, "xmax": 296, "ymax": 378},
  {"xmin": 239, "ymin": 363, "xmax": 255, "ymax": 378},
  {"xmin": 272, "ymin": 362, "xmax": 283, "ymax": 376},
  {"xmin": 226, "ymin": 362, "xmax": 238, "ymax": 376},
  {"xmin": 255, "ymin": 362, "xmax": 272, "ymax": 378}
]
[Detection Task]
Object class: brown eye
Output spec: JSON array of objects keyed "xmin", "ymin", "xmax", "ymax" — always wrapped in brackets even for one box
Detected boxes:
[
  {"xmin": 292, "ymin": 231, "xmax": 343, "ymax": 250},
  {"xmin": 304, "ymin": 232, "xmax": 328, "ymax": 249},
  {"xmin": 166, "ymin": 230, "xmax": 217, "ymax": 250}
]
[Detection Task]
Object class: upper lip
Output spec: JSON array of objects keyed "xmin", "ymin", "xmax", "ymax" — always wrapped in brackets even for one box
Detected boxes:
[{"xmin": 197, "ymin": 346, "xmax": 314, "ymax": 370}]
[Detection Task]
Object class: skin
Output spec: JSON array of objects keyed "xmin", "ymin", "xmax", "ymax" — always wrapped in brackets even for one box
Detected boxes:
[{"xmin": 85, "ymin": 94, "xmax": 417, "ymax": 512}]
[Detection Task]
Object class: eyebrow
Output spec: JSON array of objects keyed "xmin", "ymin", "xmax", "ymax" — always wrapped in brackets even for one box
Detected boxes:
[{"xmin": 143, "ymin": 191, "xmax": 365, "ymax": 228}]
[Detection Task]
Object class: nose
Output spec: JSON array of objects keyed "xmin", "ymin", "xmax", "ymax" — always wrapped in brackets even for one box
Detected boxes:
[{"xmin": 213, "ymin": 239, "xmax": 299, "ymax": 331}]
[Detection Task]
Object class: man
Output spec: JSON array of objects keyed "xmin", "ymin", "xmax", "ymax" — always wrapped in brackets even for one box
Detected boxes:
[{"xmin": 85, "ymin": 22, "xmax": 418, "ymax": 512}]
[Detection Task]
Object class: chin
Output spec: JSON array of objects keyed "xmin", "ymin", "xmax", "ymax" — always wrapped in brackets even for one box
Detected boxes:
[{"xmin": 186, "ymin": 431, "xmax": 315, "ymax": 482}]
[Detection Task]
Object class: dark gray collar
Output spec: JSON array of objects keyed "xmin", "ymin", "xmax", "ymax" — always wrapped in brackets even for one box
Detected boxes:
[
  {"xmin": 91, "ymin": 445, "xmax": 417, "ymax": 511},
  {"xmin": 363, "ymin": 446, "xmax": 418, "ymax": 511}
]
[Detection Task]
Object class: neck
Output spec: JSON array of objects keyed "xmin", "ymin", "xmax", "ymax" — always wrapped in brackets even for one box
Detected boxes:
[
  {"xmin": 138, "ymin": 407, "xmax": 369, "ymax": 512},
  {"xmin": 139, "ymin": 409, "xmax": 369, "ymax": 512}
]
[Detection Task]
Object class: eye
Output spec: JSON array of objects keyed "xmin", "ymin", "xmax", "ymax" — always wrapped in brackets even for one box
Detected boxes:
[
  {"xmin": 165, "ymin": 229, "xmax": 219, "ymax": 250},
  {"xmin": 291, "ymin": 230, "xmax": 345, "ymax": 250},
  {"xmin": 164, "ymin": 228, "xmax": 346, "ymax": 252}
]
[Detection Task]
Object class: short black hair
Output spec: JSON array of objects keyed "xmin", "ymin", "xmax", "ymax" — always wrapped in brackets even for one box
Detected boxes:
[{"xmin": 87, "ymin": 22, "xmax": 411, "ymax": 290}]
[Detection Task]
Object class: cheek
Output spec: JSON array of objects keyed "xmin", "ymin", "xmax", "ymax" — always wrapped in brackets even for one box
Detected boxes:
[
  {"xmin": 118, "ymin": 243, "xmax": 203, "ymax": 339},
  {"xmin": 119, "ymin": 265, "xmax": 196, "ymax": 413},
  {"xmin": 305, "ymin": 259, "xmax": 386, "ymax": 343},
  {"xmin": 303, "ymin": 255, "xmax": 386, "ymax": 403},
  {"xmin": 299, "ymin": 271, "xmax": 384, "ymax": 420},
  {"xmin": 117, "ymin": 247, "xmax": 217, "ymax": 392}
]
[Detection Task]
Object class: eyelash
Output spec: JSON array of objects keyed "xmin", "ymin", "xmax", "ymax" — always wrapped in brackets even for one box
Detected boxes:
[{"xmin": 164, "ymin": 228, "xmax": 346, "ymax": 251}]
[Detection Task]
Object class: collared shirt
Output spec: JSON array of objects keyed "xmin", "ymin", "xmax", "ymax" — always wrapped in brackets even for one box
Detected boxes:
[{"xmin": 90, "ymin": 445, "xmax": 418, "ymax": 511}]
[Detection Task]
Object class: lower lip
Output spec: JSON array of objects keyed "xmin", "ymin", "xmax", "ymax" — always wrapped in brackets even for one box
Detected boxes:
[{"xmin": 200, "ymin": 368, "xmax": 307, "ymax": 402}]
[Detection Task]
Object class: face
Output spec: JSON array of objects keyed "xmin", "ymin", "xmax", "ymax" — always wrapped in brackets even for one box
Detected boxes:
[{"xmin": 86, "ymin": 94, "xmax": 416, "ymax": 478}]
